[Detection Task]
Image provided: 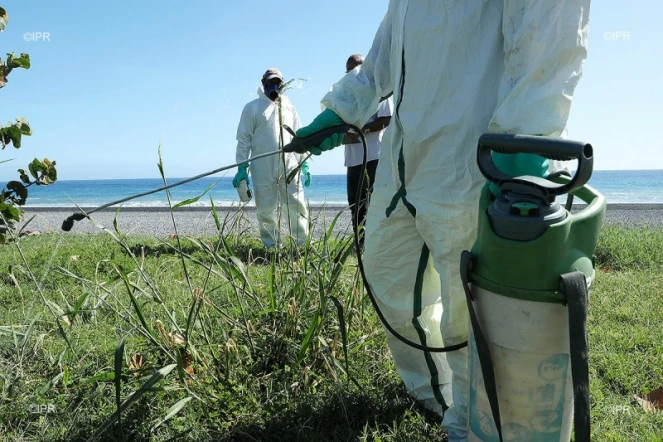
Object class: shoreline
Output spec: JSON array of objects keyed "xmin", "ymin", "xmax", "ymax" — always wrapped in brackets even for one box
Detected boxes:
[
  {"xmin": 20, "ymin": 203, "xmax": 663, "ymax": 212},
  {"xmin": 17, "ymin": 203, "xmax": 663, "ymax": 238},
  {"xmin": 21, "ymin": 205, "xmax": 349, "ymax": 213}
]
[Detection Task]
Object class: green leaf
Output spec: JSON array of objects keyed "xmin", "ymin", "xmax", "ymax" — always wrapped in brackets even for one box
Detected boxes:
[
  {"xmin": 39, "ymin": 372, "xmax": 64, "ymax": 396},
  {"xmin": 298, "ymin": 311, "xmax": 322, "ymax": 363},
  {"xmin": 210, "ymin": 196, "xmax": 221, "ymax": 231},
  {"xmin": 44, "ymin": 160, "xmax": 58, "ymax": 184},
  {"xmin": 16, "ymin": 117, "xmax": 31, "ymax": 135},
  {"xmin": 115, "ymin": 335, "xmax": 127, "ymax": 428},
  {"xmin": 19, "ymin": 312, "xmax": 41, "ymax": 364},
  {"xmin": 28, "ymin": 162, "xmax": 38, "ymax": 180},
  {"xmin": 229, "ymin": 256, "xmax": 252, "ymax": 292},
  {"xmin": 0, "ymin": 325, "xmax": 26, "ymax": 337},
  {"xmin": 1, "ymin": 128, "xmax": 11, "ymax": 147},
  {"xmin": 6, "ymin": 125, "xmax": 21, "ymax": 148},
  {"xmin": 325, "ymin": 209, "xmax": 345, "ymax": 244},
  {"xmin": 17, "ymin": 169, "xmax": 30, "ymax": 184},
  {"xmin": 157, "ymin": 146, "xmax": 165, "ymax": 180},
  {"xmin": 113, "ymin": 206, "xmax": 122, "ymax": 236},
  {"xmin": 171, "ymin": 181, "xmax": 216, "ymax": 211},
  {"xmin": 87, "ymin": 364, "xmax": 177, "ymax": 442},
  {"xmin": 170, "ymin": 196, "xmax": 202, "ymax": 211},
  {"xmin": 28, "ymin": 158, "xmax": 46, "ymax": 180},
  {"xmin": 151, "ymin": 396, "xmax": 193, "ymax": 432},
  {"xmin": 268, "ymin": 260, "xmax": 277, "ymax": 312},
  {"xmin": 114, "ymin": 264, "xmax": 156, "ymax": 344},
  {"xmin": 7, "ymin": 53, "xmax": 30, "ymax": 70},
  {"xmin": 85, "ymin": 372, "xmax": 115, "ymax": 383},
  {"xmin": 73, "ymin": 292, "xmax": 90, "ymax": 314},
  {"xmin": 1, "ymin": 202, "xmax": 20, "ymax": 221},
  {"xmin": 7, "ymin": 181, "xmax": 27, "ymax": 205}
]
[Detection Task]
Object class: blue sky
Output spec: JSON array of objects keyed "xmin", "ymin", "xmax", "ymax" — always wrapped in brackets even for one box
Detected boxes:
[{"xmin": 1, "ymin": 0, "xmax": 661, "ymax": 180}]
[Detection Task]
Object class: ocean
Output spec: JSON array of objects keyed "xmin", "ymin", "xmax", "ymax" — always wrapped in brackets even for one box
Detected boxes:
[{"xmin": 19, "ymin": 170, "xmax": 663, "ymax": 208}]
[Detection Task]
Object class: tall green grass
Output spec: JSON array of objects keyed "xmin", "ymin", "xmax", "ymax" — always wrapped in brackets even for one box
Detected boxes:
[
  {"xmin": 0, "ymin": 177, "xmax": 449, "ymax": 441},
  {"xmin": 1, "ymin": 215, "xmax": 662, "ymax": 440},
  {"xmin": 595, "ymin": 226, "xmax": 663, "ymax": 272}
]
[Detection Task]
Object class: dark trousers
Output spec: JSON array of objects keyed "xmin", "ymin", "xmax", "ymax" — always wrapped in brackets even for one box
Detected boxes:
[{"xmin": 347, "ymin": 159, "xmax": 379, "ymax": 247}]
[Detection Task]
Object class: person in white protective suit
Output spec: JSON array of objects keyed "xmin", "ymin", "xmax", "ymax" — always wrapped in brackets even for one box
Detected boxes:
[
  {"xmin": 233, "ymin": 68, "xmax": 311, "ymax": 249},
  {"xmin": 295, "ymin": 1, "xmax": 590, "ymax": 440}
]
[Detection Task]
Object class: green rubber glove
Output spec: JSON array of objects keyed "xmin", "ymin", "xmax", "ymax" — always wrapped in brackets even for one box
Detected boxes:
[
  {"xmin": 295, "ymin": 109, "xmax": 346, "ymax": 155},
  {"xmin": 489, "ymin": 151, "xmax": 549, "ymax": 197},
  {"xmin": 232, "ymin": 164, "xmax": 249, "ymax": 188},
  {"xmin": 301, "ymin": 161, "xmax": 311, "ymax": 187}
]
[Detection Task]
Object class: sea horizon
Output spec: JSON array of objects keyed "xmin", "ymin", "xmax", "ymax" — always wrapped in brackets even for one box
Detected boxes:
[
  {"xmin": 23, "ymin": 168, "xmax": 663, "ymax": 182},
  {"xmin": 12, "ymin": 170, "xmax": 663, "ymax": 207}
]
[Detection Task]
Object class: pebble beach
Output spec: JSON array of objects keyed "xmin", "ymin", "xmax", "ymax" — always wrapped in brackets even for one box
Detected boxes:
[{"xmin": 17, "ymin": 203, "xmax": 663, "ymax": 239}]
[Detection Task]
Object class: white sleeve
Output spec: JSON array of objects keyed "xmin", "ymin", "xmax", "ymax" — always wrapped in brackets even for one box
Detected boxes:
[
  {"xmin": 235, "ymin": 102, "xmax": 254, "ymax": 164},
  {"xmin": 320, "ymin": 2, "xmax": 396, "ymax": 128},
  {"xmin": 487, "ymin": 0, "xmax": 591, "ymax": 138},
  {"xmin": 377, "ymin": 96, "xmax": 393, "ymax": 118}
]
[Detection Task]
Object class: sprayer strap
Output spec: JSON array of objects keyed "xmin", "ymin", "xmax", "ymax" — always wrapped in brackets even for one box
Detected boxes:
[
  {"xmin": 561, "ymin": 271, "xmax": 591, "ymax": 442},
  {"xmin": 461, "ymin": 254, "xmax": 591, "ymax": 442},
  {"xmin": 460, "ymin": 251, "xmax": 504, "ymax": 442}
]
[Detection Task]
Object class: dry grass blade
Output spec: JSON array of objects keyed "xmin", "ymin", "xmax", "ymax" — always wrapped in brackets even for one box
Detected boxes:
[{"xmin": 633, "ymin": 388, "xmax": 663, "ymax": 413}]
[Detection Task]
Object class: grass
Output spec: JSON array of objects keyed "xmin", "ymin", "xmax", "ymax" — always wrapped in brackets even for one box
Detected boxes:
[{"xmin": 0, "ymin": 216, "xmax": 662, "ymax": 441}]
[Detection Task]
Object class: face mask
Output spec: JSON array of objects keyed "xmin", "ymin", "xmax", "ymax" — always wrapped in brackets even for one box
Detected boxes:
[{"xmin": 264, "ymin": 83, "xmax": 280, "ymax": 101}]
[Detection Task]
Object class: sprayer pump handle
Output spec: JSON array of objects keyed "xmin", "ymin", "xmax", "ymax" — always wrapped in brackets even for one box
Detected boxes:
[
  {"xmin": 477, "ymin": 133, "xmax": 594, "ymax": 199},
  {"xmin": 282, "ymin": 124, "xmax": 353, "ymax": 154}
]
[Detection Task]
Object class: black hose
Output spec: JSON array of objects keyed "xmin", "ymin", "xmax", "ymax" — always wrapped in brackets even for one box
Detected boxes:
[{"xmin": 349, "ymin": 124, "xmax": 467, "ymax": 353}]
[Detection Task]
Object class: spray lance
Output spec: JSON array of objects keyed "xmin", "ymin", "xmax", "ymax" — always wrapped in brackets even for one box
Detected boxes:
[
  {"xmin": 60, "ymin": 107, "xmax": 467, "ymax": 357},
  {"xmin": 59, "ymin": 127, "xmax": 355, "ymax": 232},
  {"xmin": 59, "ymin": 113, "xmax": 449, "ymax": 352},
  {"xmin": 60, "ymin": 88, "xmax": 394, "ymax": 229},
  {"xmin": 58, "ymin": 80, "xmax": 602, "ymax": 440}
]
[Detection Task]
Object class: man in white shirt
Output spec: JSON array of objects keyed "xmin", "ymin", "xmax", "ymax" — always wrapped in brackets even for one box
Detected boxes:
[{"xmin": 343, "ymin": 54, "xmax": 393, "ymax": 247}]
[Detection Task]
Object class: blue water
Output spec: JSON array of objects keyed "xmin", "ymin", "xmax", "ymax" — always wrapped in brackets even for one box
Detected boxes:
[
  {"xmin": 22, "ymin": 175, "xmax": 348, "ymax": 208},
  {"xmin": 19, "ymin": 170, "xmax": 663, "ymax": 208}
]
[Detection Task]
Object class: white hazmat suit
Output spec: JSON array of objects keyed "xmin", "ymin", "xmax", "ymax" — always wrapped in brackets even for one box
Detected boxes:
[
  {"xmin": 236, "ymin": 88, "xmax": 309, "ymax": 248},
  {"xmin": 312, "ymin": 1, "xmax": 591, "ymax": 439}
]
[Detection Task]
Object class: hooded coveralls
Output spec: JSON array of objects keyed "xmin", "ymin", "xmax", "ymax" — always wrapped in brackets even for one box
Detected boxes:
[
  {"xmin": 313, "ymin": 1, "xmax": 591, "ymax": 439},
  {"xmin": 236, "ymin": 88, "xmax": 309, "ymax": 247}
]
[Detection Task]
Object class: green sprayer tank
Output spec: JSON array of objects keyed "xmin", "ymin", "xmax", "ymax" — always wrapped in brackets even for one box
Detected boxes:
[{"xmin": 462, "ymin": 134, "xmax": 606, "ymax": 442}]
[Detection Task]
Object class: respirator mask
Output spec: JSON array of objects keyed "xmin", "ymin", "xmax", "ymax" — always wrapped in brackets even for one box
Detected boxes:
[{"xmin": 264, "ymin": 82, "xmax": 281, "ymax": 101}]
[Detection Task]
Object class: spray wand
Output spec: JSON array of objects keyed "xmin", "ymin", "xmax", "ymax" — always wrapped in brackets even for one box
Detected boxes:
[
  {"xmin": 60, "ymin": 126, "xmax": 356, "ymax": 232},
  {"xmin": 60, "ymin": 119, "xmax": 463, "ymax": 353},
  {"xmin": 60, "ymin": 151, "xmax": 281, "ymax": 231}
]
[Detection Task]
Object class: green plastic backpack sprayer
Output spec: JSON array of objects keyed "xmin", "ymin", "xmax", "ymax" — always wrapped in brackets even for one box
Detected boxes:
[{"xmin": 461, "ymin": 134, "xmax": 606, "ymax": 442}]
